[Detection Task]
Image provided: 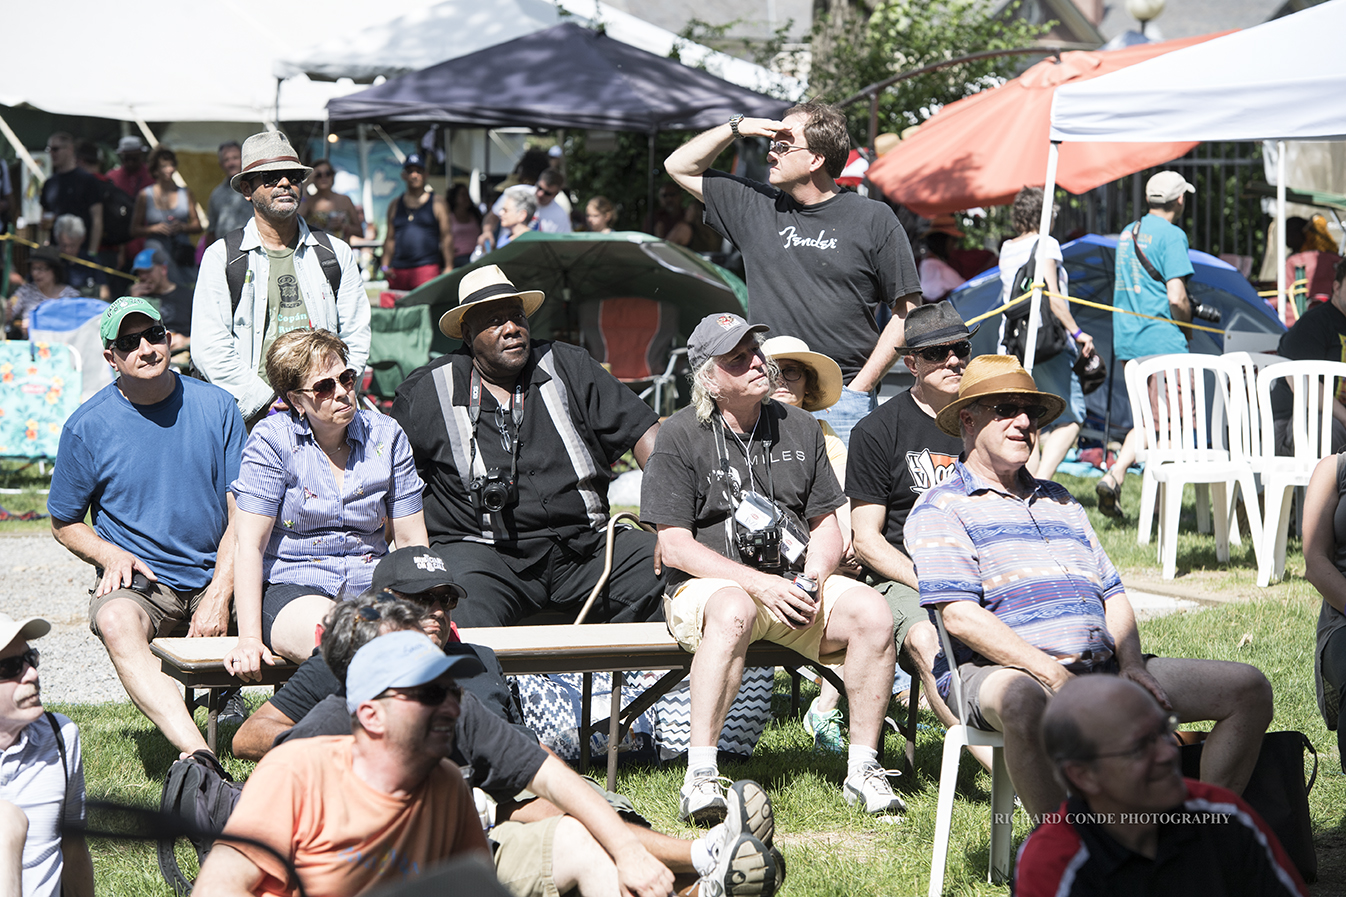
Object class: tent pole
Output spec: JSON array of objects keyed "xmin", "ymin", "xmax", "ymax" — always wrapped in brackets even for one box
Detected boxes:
[
  {"xmin": 322, "ymin": 119, "xmax": 330, "ymax": 161},
  {"xmin": 275, "ymin": 78, "xmax": 283, "ymax": 133},
  {"xmin": 1024, "ymin": 141, "xmax": 1060, "ymax": 375},
  {"xmin": 0, "ymin": 112, "xmax": 45, "ymax": 183},
  {"xmin": 1276, "ymin": 140, "xmax": 1287, "ymax": 320},
  {"xmin": 358, "ymin": 124, "xmax": 373, "ymax": 250},
  {"xmin": 648, "ymin": 131, "xmax": 657, "ymax": 233}
]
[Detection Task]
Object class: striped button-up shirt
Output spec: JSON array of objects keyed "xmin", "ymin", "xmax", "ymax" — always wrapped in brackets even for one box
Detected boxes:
[
  {"xmin": 232, "ymin": 409, "xmax": 424, "ymax": 598},
  {"xmin": 905, "ymin": 461, "xmax": 1124, "ymax": 697}
]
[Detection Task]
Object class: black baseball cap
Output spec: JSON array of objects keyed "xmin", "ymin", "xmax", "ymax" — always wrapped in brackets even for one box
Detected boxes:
[{"xmin": 371, "ymin": 547, "xmax": 466, "ymax": 598}]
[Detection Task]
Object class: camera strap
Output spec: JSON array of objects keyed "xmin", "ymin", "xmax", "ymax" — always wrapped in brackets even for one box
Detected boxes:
[
  {"xmin": 1129, "ymin": 220, "xmax": 1167, "ymax": 284},
  {"xmin": 713, "ymin": 411, "xmax": 774, "ymax": 505},
  {"xmin": 466, "ymin": 367, "xmax": 524, "ymax": 484}
]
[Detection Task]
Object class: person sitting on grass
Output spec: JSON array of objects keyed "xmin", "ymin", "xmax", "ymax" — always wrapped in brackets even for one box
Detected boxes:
[
  {"xmin": 49, "ymin": 297, "xmax": 244, "ymax": 758},
  {"xmin": 225, "ymin": 328, "xmax": 428, "ymax": 679},
  {"xmin": 239, "ymin": 585, "xmax": 780, "ymax": 897}
]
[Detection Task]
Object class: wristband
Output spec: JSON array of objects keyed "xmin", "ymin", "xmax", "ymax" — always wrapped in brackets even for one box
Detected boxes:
[{"xmin": 1071, "ymin": 329, "xmax": 1084, "ymax": 340}]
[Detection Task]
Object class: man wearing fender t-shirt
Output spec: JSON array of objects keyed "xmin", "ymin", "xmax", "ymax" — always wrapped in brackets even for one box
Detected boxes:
[{"xmin": 665, "ymin": 102, "xmax": 922, "ymax": 445}]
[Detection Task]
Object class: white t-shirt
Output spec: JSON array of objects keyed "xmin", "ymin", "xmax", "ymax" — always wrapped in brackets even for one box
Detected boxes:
[
  {"xmin": 997, "ymin": 234, "xmax": 1070, "ymax": 350},
  {"xmin": 491, "ymin": 194, "xmax": 573, "ymax": 234}
]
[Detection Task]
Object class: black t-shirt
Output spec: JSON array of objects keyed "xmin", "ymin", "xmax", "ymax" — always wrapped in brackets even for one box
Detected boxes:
[
  {"xmin": 640, "ymin": 401, "xmax": 844, "ymax": 587},
  {"xmin": 276, "ymin": 690, "xmax": 547, "ymax": 802},
  {"xmin": 41, "ymin": 169, "xmax": 103, "ymax": 252},
  {"xmin": 1272, "ymin": 299, "xmax": 1346, "ymax": 420},
  {"xmin": 392, "ymin": 341, "xmax": 659, "ymax": 559},
  {"xmin": 844, "ymin": 390, "xmax": 963, "ymax": 556},
  {"xmin": 701, "ymin": 171, "xmax": 921, "ymax": 380},
  {"xmin": 155, "ymin": 285, "xmax": 192, "ymax": 337},
  {"xmin": 64, "ymin": 253, "xmax": 106, "ymax": 296}
]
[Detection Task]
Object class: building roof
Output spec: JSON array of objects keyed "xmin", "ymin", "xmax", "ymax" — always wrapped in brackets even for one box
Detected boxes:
[{"xmin": 1097, "ymin": 0, "xmax": 1329, "ymax": 41}]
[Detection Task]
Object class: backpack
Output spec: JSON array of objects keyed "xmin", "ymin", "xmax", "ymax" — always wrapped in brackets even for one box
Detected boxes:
[
  {"xmin": 222, "ymin": 227, "xmax": 343, "ymax": 316},
  {"xmin": 1001, "ymin": 239, "xmax": 1070, "ymax": 364},
  {"xmin": 100, "ymin": 181, "xmax": 136, "ymax": 246},
  {"xmin": 156, "ymin": 750, "xmax": 243, "ymax": 894}
]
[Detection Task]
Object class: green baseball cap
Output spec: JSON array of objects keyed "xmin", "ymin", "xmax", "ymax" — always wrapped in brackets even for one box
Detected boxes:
[{"xmin": 100, "ymin": 297, "xmax": 162, "ymax": 348}]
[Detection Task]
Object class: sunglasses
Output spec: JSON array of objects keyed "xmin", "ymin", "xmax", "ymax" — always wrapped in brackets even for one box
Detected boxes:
[
  {"xmin": 978, "ymin": 401, "xmax": 1049, "ymax": 423},
  {"xmin": 397, "ymin": 587, "xmax": 461, "ymax": 610},
  {"xmin": 383, "ymin": 680, "xmax": 463, "ymax": 707},
  {"xmin": 769, "ymin": 141, "xmax": 813, "ymax": 156},
  {"xmin": 252, "ymin": 169, "xmax": 308, "ymax": 188},
  {"xmin": 0, "ymin": 648, "xmax": 39, "ymax": 682},
  {"xmin": 313, "ymin": 169, "xmax": 334, "ymax": 178},
  {"xmin": 294, "ymin": 368, "xmax": 357, "ymax": 399},
  {"xmin": 112, "ymin": 323, "xmax": 168, "ymax": 352},
  {"xmin": 536, "ymin": 186, "xmax": 559, "ymax": 198},
  {"xmin": 915, "ymin": 341, "xmax": 972, "ymax": 363}
]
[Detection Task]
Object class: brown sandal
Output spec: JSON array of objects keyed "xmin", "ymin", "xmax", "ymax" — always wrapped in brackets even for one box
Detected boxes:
[{"xmin": 1095, "ymin": 476, "xmax": 1124, "ymax": 519}]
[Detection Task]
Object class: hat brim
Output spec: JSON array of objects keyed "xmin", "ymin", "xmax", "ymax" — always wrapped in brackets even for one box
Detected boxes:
[
  {"xmin": 231, "ymin": 162, "xmax": 315, "ymax": 194},
  {"xmin": 935, "ymin": 387, "xmax": 1066, "ymax": 438},
  {"xmin": 898, "ymin": 321, "xmax": 980, "ymax": 354},
  {"xmin": 0, "ymin": 615, "xmax": 49, "ymax": 651},
  {"xmin": 770, "ymin": 350, "xmax": 843, "ymax": 411},
  {"xmin": 439, "ymin": 291, "xmax": 546, "ymax": 339}
]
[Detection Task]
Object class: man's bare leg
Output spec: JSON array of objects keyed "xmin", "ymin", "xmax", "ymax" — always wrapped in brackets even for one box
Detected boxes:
[
  {"xmin": 0, "ymin": 800, "xmax": 26, "ymax": 897},
  {"xmin": 904, "ymin": 622, "xmax": 994, "ymax": 770},
  {"xmin": 549, "ymin": 816, "xmax": 620, "ymax": 896},
  {"xmin": 95, "ymin": 598, "xmax": 209, "ymax": 755},
  {"xmin": 823, "ymin": 585, "xmax": 895, "ymax": 751},
  {"xmin": 688, "ymin": 589, "xmax": 755, "ymax": 749},
  {"xmin": 978, "ymin": 669, "xmax": 1061, "ymax": 819},
  {"xmin": 1035, "ymin": 422, "xmax": 1082, "ymax": 482},
  {"xmin": 502, "ymin": 798, "xmax": 698, "ymax": 873}
]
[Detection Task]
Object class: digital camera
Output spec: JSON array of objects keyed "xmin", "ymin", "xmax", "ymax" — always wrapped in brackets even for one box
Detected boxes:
[
  {"xmin": 470, "ymin": 468, "xmax": 517, "ymax": 513},
  {"xmin": 736, "ymin": 527, "xmax": 783, "ymax": 571},
  {"xmin": 1191, "ymin": 302, "xmax": 1221, "ymax": 324}
]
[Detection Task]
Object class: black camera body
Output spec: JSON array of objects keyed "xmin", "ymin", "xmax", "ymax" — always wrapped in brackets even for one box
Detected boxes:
[
  {"xmin": 470, "ymin": 468, "xmax": 517, "ymax": 513},
  {"xmin": 736, "ymin": 527, "xmax": 783, "ymax": 571},
  {"xmin": 1191, "ymin": 302, "xmax": 1221, "ymax": 324}
]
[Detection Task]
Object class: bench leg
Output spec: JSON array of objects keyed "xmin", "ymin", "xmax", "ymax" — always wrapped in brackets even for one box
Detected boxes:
[
  {"xmin": 607, "ymin": 672, "xmax": 623, "ymax": 793},
  {"xmin": 790, "ymin": 668, "xmax": 800, "ymax": 715},
  {"xmin": 903, "ymin": 676, "xmax": 920, "ymax": 773},
  {"xmin": 206, "ymin": 688, "xmax": 220, "ymax": 753},
  {"xmin": 579, "ymin": 673, "xmax": 593, "ymax": 771}
]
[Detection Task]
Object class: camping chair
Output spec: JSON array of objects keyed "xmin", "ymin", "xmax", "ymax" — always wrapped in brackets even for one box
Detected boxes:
[
  {"xmin": 361, "ymin": 305, "xmax": 435, "ymax": 412},
  {"xmin": 578, "ymin": 297, "xmax": 684, "ymax": 415},
  {"xmin": 1128, "ymin": 354, "xmax": 1263, "ymax": 580},
  {"xmin": 0, "ymin": 341, "xmax": 82, "ymax": 465},
  {"xmin": 1254, "ymin": 359, "xmax": 1346, "ymax": 585},
  {"xmin": 28, "ymin": 297, "xmax": 112, "ymax": 402},
  {"xmin": 927, "ymin": 604, "xmax": 1012, "ymax": 897}
]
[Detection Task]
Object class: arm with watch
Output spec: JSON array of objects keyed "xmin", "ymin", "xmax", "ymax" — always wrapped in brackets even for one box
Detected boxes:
[{"xmin": 663, "ymin": 114, "xmax": 786, "ymax": 204}]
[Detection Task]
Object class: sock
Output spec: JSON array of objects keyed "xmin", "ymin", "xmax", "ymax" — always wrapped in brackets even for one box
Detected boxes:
[
  {"xmin": 687, "ymin": 747, "xmax": 718, "ymax": 779},
  {"xmin": 690, "ymin": 825, "xmax": 723, "ymax": 875},
  {"xmin": 848, "ymin": 744, "xmax": 878, "ymax": 778}
]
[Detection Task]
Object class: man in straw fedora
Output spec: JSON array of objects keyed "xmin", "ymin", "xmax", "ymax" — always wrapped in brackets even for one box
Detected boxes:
[
  {"xmin": 193, "ymin": 131, "xmax": 369, "ymax": 424},
  {"xmin": 391, "ymin": 265, "xmax": 665, "ymax": 628},
  {"xmin": 903, "ymin": 354, "xmax": 1272, "ymax": 821}
]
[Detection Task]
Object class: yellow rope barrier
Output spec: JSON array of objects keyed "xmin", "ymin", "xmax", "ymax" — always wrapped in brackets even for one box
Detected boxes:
[
  {"xmin": 0, "ymin": 233, "xmax": 138, "ymax": 281},
  {"xmin": 1256, "ymin": 278, "xmax": 1307, "ymax": 298},
  {"xmin": 965, "ymin": 285, "xmax": 1226, "ymax": 335}
]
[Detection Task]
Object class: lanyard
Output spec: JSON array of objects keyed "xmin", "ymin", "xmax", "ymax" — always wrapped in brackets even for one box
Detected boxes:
[
  {"xmin": 713, "ymin": 410, "xmax": 773, "ymax": 504},
  {"xmin": 467, "ymin": 367, "xmax": 524, "ymax": 480}
]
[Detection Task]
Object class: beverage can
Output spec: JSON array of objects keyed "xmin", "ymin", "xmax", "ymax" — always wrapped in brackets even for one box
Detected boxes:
[{"xmin": 793, "ymin": 574, "xmax": 818, "ymax": 604}]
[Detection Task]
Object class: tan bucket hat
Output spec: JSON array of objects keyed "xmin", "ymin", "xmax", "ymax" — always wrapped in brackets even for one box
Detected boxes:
[
  {"xmin": 935, "ymin": 354, "xmax": 1066, "ymax": 437},
  {"xmin": 760, "ymin": 335, "xmax": 843, "ymax": 411},
  {"xmin": 230, "ymin": 131, "xmax": 313, "ymax": 194},
  {"xmin": 438, "ymin": 265, "xmax": 545, "ymax": 339}
]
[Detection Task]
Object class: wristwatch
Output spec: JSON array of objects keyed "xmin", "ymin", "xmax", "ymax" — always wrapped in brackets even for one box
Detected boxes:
[{"xmin": 728, "ymin": 114, "xmax": 744, "ymax": 139}]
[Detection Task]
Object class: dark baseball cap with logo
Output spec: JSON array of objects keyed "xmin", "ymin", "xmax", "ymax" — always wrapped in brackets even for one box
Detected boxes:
[
  {"xmin": 687, "ymin": 312, "xmax": 770, "ymax": 370},
  {"xmin": 371, "ymin": 547, "xmax": 466, "ymax": 598}
]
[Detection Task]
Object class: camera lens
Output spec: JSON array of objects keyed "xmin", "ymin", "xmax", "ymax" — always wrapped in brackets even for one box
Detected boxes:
[{"xmin": 482, "ymin": 484, "xmax": 508, "ymax": 512}]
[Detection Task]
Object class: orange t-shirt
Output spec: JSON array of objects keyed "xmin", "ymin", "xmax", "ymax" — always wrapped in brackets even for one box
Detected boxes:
[{"xmin": 222, "ymin": 735, "xmax": 488, "ymax": 897}]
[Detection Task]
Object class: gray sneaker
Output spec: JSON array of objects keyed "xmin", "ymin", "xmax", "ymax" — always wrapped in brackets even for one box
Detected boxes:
[
  {"xmin": 843, "ymin": 762, "xmax": 906, "ymax": 814},
  {"xmin": 697, "ymin": 832, "xmax": 776, "ymax": 897},
  {"xmin": 680, "ymin": 768, "xmax": 728, "ymax": 825}
]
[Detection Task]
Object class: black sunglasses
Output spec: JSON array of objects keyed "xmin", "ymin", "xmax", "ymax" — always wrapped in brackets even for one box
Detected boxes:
[
  {"xmin": 294, "ymin": 368, "xmax": 356, "ymax": 399},
  {"xmin": 915, "ymin": 341, "xmax": 972, "ymax": 363},
  {"xmin": 0, "ymin": 648, "xmax": 39, "ymax": 682},
  {"xmin": 252, "ymin": 169, "xmax": 308, "ymax": 188},
  {"xmin": 112, "ymin": 323, "xmax": 168, "ymax": 352},
  {"xmin": 384, "ymin": 680, "xmax": 463, "ymax": 707},
  {"xmin": 978, "ymin": 401, "xmax": 1049, "ymax": 423}
]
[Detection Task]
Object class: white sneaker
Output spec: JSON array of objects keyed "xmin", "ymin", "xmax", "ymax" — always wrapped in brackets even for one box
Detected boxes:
[
  {"xmin": 697, "ymin": 832, "xmax": 776, "ymax": 897},
  {"xmin": 843, "ymin": 762, "xmax": 906, "ymax": 814},
  {"xmin": 681, "ymin": 767, "xmax": 728, "ymax": 825}
]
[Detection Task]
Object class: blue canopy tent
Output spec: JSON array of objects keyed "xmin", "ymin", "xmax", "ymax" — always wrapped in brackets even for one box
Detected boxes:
[{"xmin": 948, "ymin": 234, "xmax": 1285, "ymax": 432}]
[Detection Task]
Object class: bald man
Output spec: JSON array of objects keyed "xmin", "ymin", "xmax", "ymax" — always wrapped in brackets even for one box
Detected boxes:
[{"xmin": 1014, "ymin": 676, "xmax": 1307, "ymax": 897}]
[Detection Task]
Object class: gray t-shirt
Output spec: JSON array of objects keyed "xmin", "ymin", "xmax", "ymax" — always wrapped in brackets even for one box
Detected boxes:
[
  {"xmin": 640, "ymin": 401, "xmax": 844, "ymax": 587},
  {"xmin": 258, "ymin": 244, "xmax": 311, "ymax": 380},
  {"xmin": 701, "ymin": 171, "xmax": 921, "ymax": 380},
  {"xmin": 208, "ymin": 180, "xmax": 255, "ymax": 238}
]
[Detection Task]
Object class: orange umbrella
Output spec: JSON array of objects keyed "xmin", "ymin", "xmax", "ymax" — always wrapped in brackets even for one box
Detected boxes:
[{"xmin": 866, "ymin": 33, "xmax": 1230, "ymax": 217}]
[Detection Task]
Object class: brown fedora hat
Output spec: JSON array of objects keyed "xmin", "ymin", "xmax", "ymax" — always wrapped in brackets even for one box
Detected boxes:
[
  {"xmin": 438, "ymin": 264, "xmax": 545, "ymax": 339},
  {"xmin": 935, "ymin": 354, "xmax": 1066, "ymax": 437}
]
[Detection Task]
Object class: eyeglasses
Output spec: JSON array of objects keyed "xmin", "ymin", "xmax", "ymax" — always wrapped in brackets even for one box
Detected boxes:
[
  {"xmin": 313, "ymin": 169, "xmax": 334, "ymax": 178},
  {"xmin": 294, "ymin": 368, "xmax": 357, "ymax": 399},
  {"xmin": 776, "ymin": 362, "xmax": 805, "ymax": 383},
  {"xmin": 1085, "ymin": 713, "xmax": 1181, "ymax": 762},
  {"xmin": 383, "ymin": 680, "xmax": 463, "ymax": 707},
  {"xmin": 252, "ymin": 169, "xmax": 308, "ymax": 188},
  {"xmin": 915, "ymin": 341, "xmax": 972, "ymax": 363},
  {"xmin": 112, "ymin": 323, "xmax": 168, "ymax": 353},
  {"xmin": 536, "ymin": 186, "xmax": 559, "ymax": 198},
  {"xmin": 769, "ymin": 141, "xmax": 813, "ymax": 156},
  {"xmin": 978, "ymin": 401, "xmax": 1049, "ymax": 423},
  {"xmin": 45, "ymin": 144, "xmax": 68, "ymax": 154},
  {"xmin": 0, "ymin": 648, "xmax": 39, "ymax": 682}
]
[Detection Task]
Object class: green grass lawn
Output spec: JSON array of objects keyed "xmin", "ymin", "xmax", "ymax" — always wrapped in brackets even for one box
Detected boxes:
[
  {"xmin": 37, "ymin": 472, "xmax": 1346, "ymax": 894},
  {"xmin": 0, "ymin": 460, "xmax": 51, "ymax": 534}
]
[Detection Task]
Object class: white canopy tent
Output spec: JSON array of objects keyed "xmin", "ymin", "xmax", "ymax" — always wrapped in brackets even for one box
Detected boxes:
[{"xmin": 1015, "ymin": 0, "xmax": 1346, "ymax": 372}]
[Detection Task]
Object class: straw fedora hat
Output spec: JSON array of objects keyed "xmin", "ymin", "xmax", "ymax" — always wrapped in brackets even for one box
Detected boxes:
[
  {"xmin": 760, "ymin": 335, "xmax": 843, "ymax": 411},
  {"xmin": 935, "ymin": 354, "xmax": 1065, "ymax": 437},
  {"xmin": 230, "ymin": 132, "xmax": 313, "ymax": 194},
  {"xmin": 438, "ymin": 265, "xmax": 545, "ymax": 339}
]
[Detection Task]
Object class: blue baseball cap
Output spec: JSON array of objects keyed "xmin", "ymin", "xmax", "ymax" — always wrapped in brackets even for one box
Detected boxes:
[
  {"xmin": 403, "ymin": 153, "xmax": 425, "ymax": 170},
  {"xmin": 345, "ymin": 630, "xmax": 484, "ymax": 713},
  {"xmin": 132, "ymin": 248, "xmax": 168, "ymax": 271}
]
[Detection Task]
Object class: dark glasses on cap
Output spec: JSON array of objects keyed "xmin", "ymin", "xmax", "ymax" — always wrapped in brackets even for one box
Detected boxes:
[
  {"xmin": 253, "ymin": 169, "xmax": 308, "ymax": 187},
  {"xmin": 384, "ymin": 681, "xmax": 463, "ymax": 707},
  {"xmin": 978, "ymin": 401, "xmax": 1049, "ymax": 423},
  {"xmin": 295, "ymin": 369, "xmax": 357, "ymax": 399},
  {"xmin": 112, "ymin": 323, "xmax": 168, "ymax": 352},
  {"xmin": 0, "ymin": 648, "xmax": 39, "ymax": 682},
  {"xmin": 915, "ymin": 341, "xmax": 972, "ymax": 363}
]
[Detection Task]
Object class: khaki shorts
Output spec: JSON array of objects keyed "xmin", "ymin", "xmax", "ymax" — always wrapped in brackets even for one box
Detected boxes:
[
  {"xmin": 664, "ymin": 574, "xmax": 868, "ymax": 665},
  {"xmin": 864, "ymin": 578, "xmax": 923, "ymax": 647},
  {"xmin": 491, "ymin": 816, "xmax": 562, "ymax": 897},
  {"xmin": 87, "ymin": 575, "xmax": 211, "ymax": 640}
]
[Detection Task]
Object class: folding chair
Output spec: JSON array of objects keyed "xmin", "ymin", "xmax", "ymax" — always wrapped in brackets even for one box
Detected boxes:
[
  {"xmin": 927, "ymin": 604, "xmax": 1013, "ymax": 897},
  {"xmin": 361, "ymin": 305, "xmax": 435, "ymax": 412},
  {"xmin": 578, "ymin": 297, "xmax": 684, "ymax": 415}
]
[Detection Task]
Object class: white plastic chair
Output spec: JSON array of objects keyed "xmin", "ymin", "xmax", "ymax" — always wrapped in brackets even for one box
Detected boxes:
[
  {"xmin": 1128, "ymin": 354, "xmax": 1264, "ymax": 580},
  {"xmin": 927, "ymin": 605, "xmax": 1013, "ymax": 897},
  {"xmin": 1254, "ymin": 359, "xmax": 1346, "ymax": 585},
  {"xmin": 1220, "ymin": 351, "xmax": 1286, "ymax": 546}
]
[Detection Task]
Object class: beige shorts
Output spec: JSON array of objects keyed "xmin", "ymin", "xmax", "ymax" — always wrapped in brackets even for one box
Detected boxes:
[
  {"xmin": 664, "ymin": 574, "xmax": 867, "ymax": 665},
  {"xmin": 87, "ymin": 575, "xmax": 209, "ymax": 640},
  {"xmin": 491, "ymin": 816, "xmax": 562, "ymax": 897}
]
